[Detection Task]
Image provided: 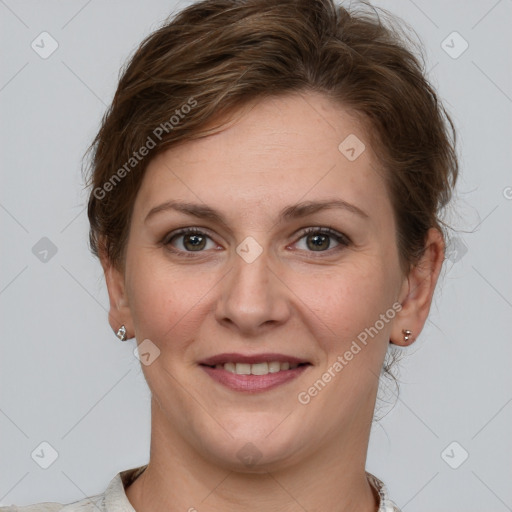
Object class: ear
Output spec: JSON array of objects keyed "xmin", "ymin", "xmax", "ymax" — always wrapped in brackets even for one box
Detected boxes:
[
  {"xmin": 390, "ymin": 228, "xmax": 445, "ymax": 346},
  {"xmin": 99, "ymin": 247, "xmax": 134, "ymax": 340}
]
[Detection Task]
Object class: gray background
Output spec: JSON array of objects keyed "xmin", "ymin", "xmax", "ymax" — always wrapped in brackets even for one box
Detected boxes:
[{"xmin": 1, "ymin": 0, "xmax": 511, "ymax": 510}]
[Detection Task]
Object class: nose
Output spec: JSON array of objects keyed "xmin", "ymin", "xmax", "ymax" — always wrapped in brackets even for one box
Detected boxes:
[{"xmin": 214, "ymin": 245, "xmax": 291, "ymax": 336}]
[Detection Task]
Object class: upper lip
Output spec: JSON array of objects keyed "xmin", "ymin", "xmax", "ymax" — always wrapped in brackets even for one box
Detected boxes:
[{"xmin": 199, "ymin": 353, "xmax": 310, "ymax": 366}]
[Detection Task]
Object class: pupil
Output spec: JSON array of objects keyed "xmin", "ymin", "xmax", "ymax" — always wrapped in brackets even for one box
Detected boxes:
[
  {"xmin": 186, "ymin": 234, "xmax": 205, "ymax": 250},
  {"xmin": 309, "ymin": 234, "xmax": 329, "ymax": 251},
  {"xmin": 182, "ymin": 233, "xmax": 331, "ymax": 252}
]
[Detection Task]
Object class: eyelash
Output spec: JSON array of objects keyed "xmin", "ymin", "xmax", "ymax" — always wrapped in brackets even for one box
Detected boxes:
[{"xmin": 162, "ymin": 227, "xmax": 351, "ymax": 258}]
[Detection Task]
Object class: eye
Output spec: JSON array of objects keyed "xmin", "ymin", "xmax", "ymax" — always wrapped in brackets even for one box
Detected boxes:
[
  {"xmin": 163, "ymin": 228, "xmax": 218, "ymax": 256},
  {"xmin": 293, "ymin": 227, "xmax": 350, "ymax": 253},
  {"xmin": 163, "ymin": 226, "xmax": 351, "ymax": 258}
]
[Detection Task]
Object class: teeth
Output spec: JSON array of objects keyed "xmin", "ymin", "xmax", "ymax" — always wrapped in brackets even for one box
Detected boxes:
[
  {"xmin": 217, "ymin": 361, "xmax": 303, "ymax": 375},
  {"xmin": 235, "ymin": 363, "xmax": 251, "ymax": 375},
  {"xmin": 251, "ymin": 362, "xmax": 268, "ymax": 375},
  {"xmin": 224, "ymin": 362, "xmax": 236, "ymax": 373},
  {"xmin": 268, "ymin": 361, "xmax": 281, "ymax": 373}
]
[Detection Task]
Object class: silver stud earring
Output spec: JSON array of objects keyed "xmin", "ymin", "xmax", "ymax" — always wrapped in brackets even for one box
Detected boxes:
[
  {"xmin": 116, "ymin": 325, "xmax": 127, "ymax": 341},
  {"xmin": 402, "ymin": 329, "xmax": 412, "ymax": 343}
]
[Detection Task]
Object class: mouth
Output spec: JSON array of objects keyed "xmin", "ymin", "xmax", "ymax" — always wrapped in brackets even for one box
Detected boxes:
[
  {"xmin": 201, "ymin": 360, "xmax": 309, "ymax": 375},
  {"xmin": 198, "ymin": 353, "xmax": 312, "ymax": 392}
]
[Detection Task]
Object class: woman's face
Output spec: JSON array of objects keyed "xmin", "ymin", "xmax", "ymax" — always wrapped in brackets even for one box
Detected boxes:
[{"xmin": 111, "ymin": 92, "xmax": 412, "ymax": 470}]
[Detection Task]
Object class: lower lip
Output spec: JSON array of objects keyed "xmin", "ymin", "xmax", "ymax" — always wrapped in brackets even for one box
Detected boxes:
[{"xmin": 200, "ymin": 365, "xmax": 310, "ymax": 392}]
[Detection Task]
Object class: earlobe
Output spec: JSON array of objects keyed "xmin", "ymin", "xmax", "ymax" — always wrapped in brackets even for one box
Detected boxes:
[
  {"xmin": 100, "ymin": 249, "xmax": 134, "ymax": 340},
  {"xmin": 390, "ymin": 228, "xmax": 445, "ymax": 346}
]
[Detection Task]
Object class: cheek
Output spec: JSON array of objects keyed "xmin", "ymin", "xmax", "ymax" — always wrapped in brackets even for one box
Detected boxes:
[
  {"xmin": 289, "ymin": 259, "xmax": 397, "ymax": 354},
  {"xmin": 125, "ymin": 249, "xmax": 178, "ymax": 340},
  {"xmin": 291, "ymin": 263, "xmax": 398, "ymax": 414},
  {"xmin": 125, "ymin": 250, "xmax": 218, "ymax": 348}
]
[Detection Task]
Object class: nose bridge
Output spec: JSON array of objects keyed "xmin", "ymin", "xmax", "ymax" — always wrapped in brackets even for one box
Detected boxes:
[
  {"xmin": 230, "ymin": 241, "xmax": 272, "ymax": 310},
  {"xmin": 216, "ymin": 237, "xmax": 289, "ymax": 332}
]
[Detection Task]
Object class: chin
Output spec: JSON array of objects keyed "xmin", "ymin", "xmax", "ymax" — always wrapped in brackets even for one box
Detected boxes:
[{"xmin": 195, "ymin": 414, "xmax": 306, "ymax": 472}]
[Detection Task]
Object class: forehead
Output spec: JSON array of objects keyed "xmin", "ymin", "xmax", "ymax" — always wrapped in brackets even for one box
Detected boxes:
[{"xmin": 134, "ymin": 92, "xmax": 392, "ymax": 226}]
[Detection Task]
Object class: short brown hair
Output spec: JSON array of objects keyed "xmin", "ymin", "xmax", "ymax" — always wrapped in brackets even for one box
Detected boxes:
[{"xmin": 85, "ymin": 0, "xmax": 458, "ymax": 273}]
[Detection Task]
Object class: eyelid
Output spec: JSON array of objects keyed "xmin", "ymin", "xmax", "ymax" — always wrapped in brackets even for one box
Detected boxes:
[
  {"xmin": 162, "ymin": 227, "xmax": 220, "ymax": 253},
  {"xmin": 162, "ymin": 226, "xmax": 214, "ymax": 245},
  {"xmin": 162, "ymin": 226, "xmax": 351, "ymax": 256},
  {"xmin": 297, "ymin": 226, "xmax": 350, "ymax": 242}
]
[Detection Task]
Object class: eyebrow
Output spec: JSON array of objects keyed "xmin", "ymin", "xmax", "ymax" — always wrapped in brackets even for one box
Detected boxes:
[{"xmin": 145, "ymin": 198, "xmax": 369, "ymax": 225}]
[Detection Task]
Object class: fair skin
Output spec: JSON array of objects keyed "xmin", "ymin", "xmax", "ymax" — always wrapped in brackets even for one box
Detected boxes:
[{"xmin": 102, "ymin": 92, "xmax": 444, "ymax": 512}]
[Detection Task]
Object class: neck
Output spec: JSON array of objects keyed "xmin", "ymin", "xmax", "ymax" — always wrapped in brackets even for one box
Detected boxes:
[{"xmin": 126, "ymin": 399, "xmax": 379, "ymax": 512}]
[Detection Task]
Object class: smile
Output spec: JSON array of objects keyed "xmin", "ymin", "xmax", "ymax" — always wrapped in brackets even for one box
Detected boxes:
[
  {"xmin": 208, "ymin": 361, "xmax": 303, "ymax": 375},
  {"xmin": 199, "ymin": 353, "xmax": 311, "ymax": 392}
]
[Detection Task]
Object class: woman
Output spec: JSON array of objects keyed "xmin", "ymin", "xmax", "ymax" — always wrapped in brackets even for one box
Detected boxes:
[{"xmin": 3, "ymin": 0, "xmax": 458, "ymax": 510}]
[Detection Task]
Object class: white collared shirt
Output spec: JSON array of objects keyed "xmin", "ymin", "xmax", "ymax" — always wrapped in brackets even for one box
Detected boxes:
[{"xmin": 1, "ymin": 465, "xmax": 401, "ymax": 511}]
